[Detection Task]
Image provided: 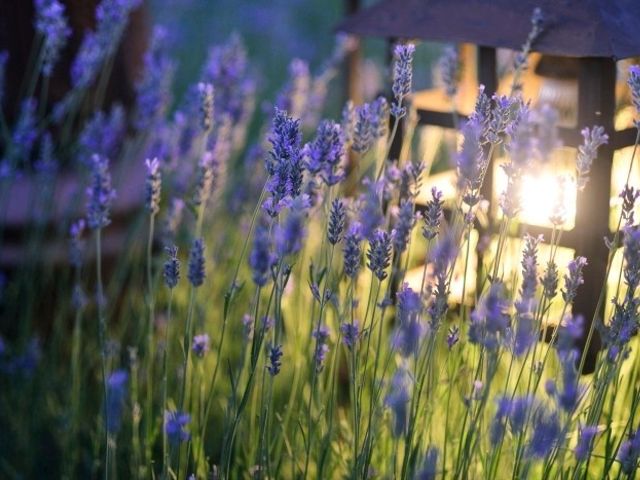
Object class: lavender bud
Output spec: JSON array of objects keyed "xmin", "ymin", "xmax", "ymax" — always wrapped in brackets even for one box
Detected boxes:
[
  {"xmin": 106, "ymin": 369, "xmax": 128, "ymax": 434},
  {"xmin": 422, "ymin": 187, "xmax": 444, "ymax": 240},
  {"xmin": 312, "ymin": 326, "xmax": 330, "ymax": 372},
  {"xmin": 86, "ymin": 154, "xmax": 116, "ymax": 230},
  {"xmin": 267, "ymin": 344, "xmax": 283, "ymax": 376},
  {"xmin": 69, "ymin": 219, "xmax": 86, "ymax": 269},
  {"xmin": 392, "ymin": 200, "xmax": 417, "ymax": 253},
  {"xmin": 617, "ymin": 429, "xmax": 640, "ymax": 474},
  {"xmin": 340, "ymin": 321, "xmax": 360, "ymax": 350},
  {"xmin": 35, "ymin": 0, "xmax": 71, "ymax": 77},
  {"xmin": 328, "ymin": 198, "xmax": 346, "ymax": 245},
  {"xmin": 187, "ymin": 238, "xmax": 206, "ymax": 287},
  {"xmin": 366, "ymin": 229, "xmax": 392, "ymax": 281},
  {"xmin": 391, "ymin": 43, "xmax": 415, "ymax": 118},
  {"xmin": 343, "ymin": 223, "xmax": 362, "ymax": 278},
  {"xmin": 562, "ymin": 256, "xmax": 588, "ymax": 304},
  {"xmin": 447, "ymin": 325, "xmax": 460, "ymax": 350},
  {"xmin": 249, "ymin": 219, "xmax": 275, "ymax": 287},
  {"xmin": 576, "ymin": 126, "xmax": 608, "ymax": 190},
  {"xmin": 144, "ymin": 158, "xmax": 161, "ymax": 215},
  {"xmin": 165, "ymin": 410, "xmax": 190, "ymax": 444},
  {"xmin": 191, "ymin": 333, "xmax": 210, "ymax": 358},
  {"xmin": 437, "ymin": 45, "xmax": 458, "ymax": 99},
  {"xmin": 627, "ymin": 65, "xmax": 640, "ymax": 121},
  {"xmin": 620, "ymin": 185, "xmax": 640, "ymax": 227},
  {"xmin": 163, "ymin": 245, "xmax": 180, "ymax": 289},
  {"xmin": 198, "ymin": 82, "xmax": 215, "ymax": 132},
  {"xmin": 385, "ymin": 367, "xmax": 411, "ymax": 436}
]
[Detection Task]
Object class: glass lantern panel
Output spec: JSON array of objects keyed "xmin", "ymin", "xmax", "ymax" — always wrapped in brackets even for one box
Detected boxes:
[{"xmin": 610, "ymin": 145, "xmax": 640, "ymax": 231}]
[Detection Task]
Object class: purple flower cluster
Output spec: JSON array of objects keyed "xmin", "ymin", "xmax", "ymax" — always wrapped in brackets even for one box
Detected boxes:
[
  {"xmin": 576, "ymin": 126, "xmax": 608, "ymax": 190},
  {"xmin": 391, "ymin": 43, "xmax": 415, "ymax": 118},
  {"xmin": 468, "ymin": 282, "xmax": 510, "ymax": 351},
  {"xmin": 163, "ymin": 245, "xmax": 180, "ymax": 289},
  {"xmin": 618, "ymin": 429, "xmax": 640, "ymax": 474},
  {"xmin": 437, "ymin": 46, "xmax": 458, "ymax": 99},
  {"xmin": 192, "ymin": 333, "xmax": 210, "ymax": 358},
  {"xmin": 165, "ymin": 410, "xmax": 190, "ymax": 445},
  {"xmin": 627, "ymin": 65, "xmax": 640, "ymax": 120},
  {"xmin": 78, "ymin": 106, "xmax": 125, "ymax": 162},
  {"xmin": 340, "ymin": 321, "xmax": 359, "ymax": 350},
  {"xmin": 327, "ymin": 198, "xmax": 346, "ymax": 245},
  {"xmin": 187, "ymin": 238, "xmax": 206, "ymax": 288},
  {"xmin": 303, "ymin": 120, "xmax": 345, "ymax": 186},
  {"xmin": 312, "ymin": 326, "xmax": 330, "ymax": 372},
  {"xmin": 145, "ymin": 158, "xmax": 161, "ymax": 215},
  {"xmin": 512, "ymin": 234, "xmax": 542, "ymax": 356},
  {"xmin": 134, "ymin": 26, "xmax": 175, "ymax": 131},
  {"xmin": 366, "ymin": 229, "xmax": 392, "ymax": 281},
  {"xmin": 385, "ymin": 366, "xmax": 411, "ymax": 437},
  {"xmin": 562, "ymin": 256, "xmax": 587, "ymax": 304},
  {"xmin": 72, "ymin": 0, "xmax": 142, "ymax": 88},
  {"xmin": 106, "ymin": 369, "xmax": 128, "ymax": 434},
  {"xmin": 86, "ymin": 154, "xmax": 116, "ymax": 230},
  {"xmin": 343, "ymin": 223, "xmax": 362, "ymax": 279},
  {"xmin": 352, "ymin": 98, "xmax": 388, "ymax": 154},
  {"xmin": 393, "ymin": 284, "xmax": 424, "ymax": 357},
  {"xmin": 275, "ymin": 196, "xmax": 309, "ymax": 258},
  {"xmin": 198, "ymin": 82, "xmax": 215, "ymax": 133},
  {"xmin": 392, "ymin": 200, "xmax": 417, "ymax": 253},
  {"xmin": 422, "ymin": 188, "xmax": 444, "ymax": 240},
  {"xmin": 267, "ymin": 344, "xmax": 283, "ymax": 376},
  {"xmin": 264, "ymin": 109, "xmax": 304, "ymax": 216},
  {"xmin": 34, "ymin": 0, "xmax": 71, "ymax": 77}
]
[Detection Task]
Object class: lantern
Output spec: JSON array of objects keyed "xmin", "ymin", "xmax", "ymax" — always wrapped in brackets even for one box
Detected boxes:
[{"xmin": 338, "ymin": 0, "xmax": 640, "ymax": 368}]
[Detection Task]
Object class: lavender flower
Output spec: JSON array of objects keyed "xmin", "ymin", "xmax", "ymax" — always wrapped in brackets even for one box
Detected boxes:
[
  {"xmin": 427, "ymin": 231, "xmax": 457, "ymax": 326},
  {"xmin": 275, "ymin": 58, "xmax": 310, "ymax": 120},
  {"xmin": 34, "ymin": 0, "xmax": 71, "ymax": 76},
  {"xmin": 304, "ymin": 120, "xmax": 345, "ymax": 186},
  {"xmin": 627, "ymin": 65, "xmax": 640, "ymax": 120},
  {"xmin": 267, "ymin": 344, "xmax": 283, "ymax": 376},
  {"xmin": 366, "ymin": 229, "xmax": 392, "ymax": 281},
  {"xmin": 249, "ymin": 220, "xmax": 275, "ymax": 287},
  {"xmin": 527, "ymin": 408, "xmax": 560, "ymax": 459},
  {"xmin": 416, "ymin": 446, "xmax": 439, "ymax": 480},
  {"xmin": 468, "ymin": 282, "xmax": 510, "ymax": 351},
  {"xmin": 134, "ymin": 26, "xmax": 175, "ymax": 131},
  {"xmin": 541, "ymin": 261, "xmax": 559, "ymax": 300},
  {"xmin": 312, "ymin": 326, "xmax": 330, "ymax": 372},
  {"xmin": 198, "ymin": 82, "xmax": 215, "ymax": 132},
  {"xmin": 328, "ymin": 198, "xmax": 346, "ymax": 245},
  {"xmin": 618, "ymin": 429, "xmax": 640, "ymax": 474},
  {"xmin": 106, "ymin": 369, "xmax": 128, "ymax": 434},
  {"xmin": 456, "ymin": 117, "xmax": 485, "ymax": 206},
  {"xmin": 391, "ymin": 43, "xmax": 415, "ymax": 118},
  {"xmin": 623, "ymin": 226, "xmax": 640, "ymax": 292},
  {"xmin": 352, "ymin": 103, "xmax": 373, "ymax": 153},
  {"xmin": 358, "ymin": 180, "xmax": 384, "ymax": 241},
  {"xmin": 562, "ymin": 257, "xmax": 588, "ymax": 304},
  {"xmin": 71, "ymin": 0, "xmax": 142, "ymax": 88},
  {"xmin": 165, "ymin": 410, "xmax": 190, "ymax": 444},
  {"xmin": 393, "ymin": 284, "xmax": 424, "ymax": 357},
  {"xmin": 392, "ymin": 200, "xmax": 417, "ymax": 253},
  {"xmin": 370, "ymin": 97, "xmax": 389, "ymax": 138},
  {"xmin": 187, "ymin": 238, "xmax": 206, "ymax": 287},
  {"xmin": 340, "ymin": 321, "xmax": 359, "ymax": 350},
  {"xmin": 192, "ymin": 152, "xmax": 215, "ymax": 207},
  {"xmin": 163, "ymin": 245, "xmax": 180, "ymax": 289},
  {"xmin": 343, "ymin": 223, "xmax": 362, "ymax": 279},
  {"xmin": 145, "ymin": 158, "xmax": 161, "ymax": 215},
  {"xmin": 399, "ymin": 161, "xmax": 424, "ymax": 201},
  {"xmin": 192, "ymin": 334, "xmax": 210, "ymax": 358},
  {"xmin": 576, "ymin": 126, "xmax": 608, "ymax": 190},
  {"xmin": 512, "ymin": 234, "xmax": 541, "ymax": 356},
  {"xmin": 533, "ymin": 104, "xmax": 561, "ymax": 161},
  {"xmin": 620, "ymin": 185, "xmax": 640, "ymax": 226},
  {"xmin": 341, "ymin": 100, "xmax": 355, "ymax": 147},
  {"xmin": 202, "ymin": 34, "xmax": 255, "ymax": 130},
  {"xmin": 437, "ymin": 45, "xmax": 458, "ymax": 99},
  {"xmin": 422, "ymin": 187, "xmax": 444, "ymax": 240},
  {"xmin": 385, "ymin": 366, "xmax": 411, "ymax": 436},
  {"xmin": 574, "ymin": 425, "xmax": 598, "ymax": 462},
  {"xmin": 78, "ymin": 105, "xmax": 125, "ymax": 161},
  {"xmin": 264, "ymin": 108, "xmax": 303, "ymax": 216},
  {"xmin": 275, "ymin": 196, "xmax": 309, "ymax": 258},
  {"xmin": 86, "ymin": 154, "xmax": 116, "ymax": 230}
]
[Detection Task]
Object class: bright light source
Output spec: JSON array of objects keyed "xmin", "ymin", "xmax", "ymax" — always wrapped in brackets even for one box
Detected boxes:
[{"xmin": 494, "ymin": 160, "xmax": 577, "ymax": 230}]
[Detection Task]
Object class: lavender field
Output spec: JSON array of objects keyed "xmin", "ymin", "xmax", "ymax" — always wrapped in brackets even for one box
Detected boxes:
[{"xmin": 1, "ymin": 1, "xmax": 640, "ymax": 479}]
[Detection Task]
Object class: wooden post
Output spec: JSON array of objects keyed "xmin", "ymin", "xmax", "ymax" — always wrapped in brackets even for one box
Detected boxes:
[{"xmin": 571, "ymin": 57, "xmax": 616, "ymax": 373}]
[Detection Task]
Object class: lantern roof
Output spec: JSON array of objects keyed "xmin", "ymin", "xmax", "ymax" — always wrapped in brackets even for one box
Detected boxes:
[{"xmin": 337, "ymin": 0, "xmax": 640, "ymax": 60}]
